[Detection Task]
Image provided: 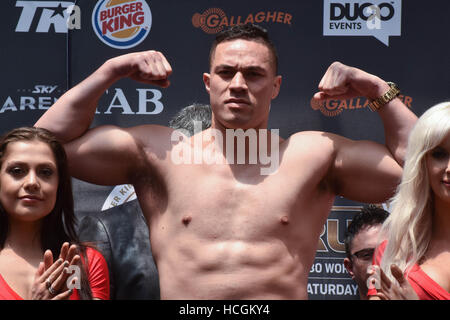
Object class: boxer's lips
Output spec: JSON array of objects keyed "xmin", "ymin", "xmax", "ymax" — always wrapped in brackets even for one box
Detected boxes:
[{"xmin": 225, "ymin": 98, "xmax": 250, "ymax": 108}]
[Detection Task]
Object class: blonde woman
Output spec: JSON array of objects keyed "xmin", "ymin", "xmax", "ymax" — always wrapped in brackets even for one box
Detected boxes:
[{"xmin": 368, "ymin": 102, "xmax": 450, "ymax": 300}]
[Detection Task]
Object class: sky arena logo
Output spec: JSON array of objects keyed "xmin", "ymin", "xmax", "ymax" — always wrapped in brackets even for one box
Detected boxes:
[
  {"xmin": 192, "ymin": 8, "xmax": 293, "ymax": 34},
  {"xmin": 1, "ymin": 86, "xmax": 164, "ymax": 115},
  {"xmin": 1, "ymin": 85, "xmax": 63, "ymax": 113},
  {"xmin": 92, "ymin": 0, "xmax": 152, "ymax": 49}
]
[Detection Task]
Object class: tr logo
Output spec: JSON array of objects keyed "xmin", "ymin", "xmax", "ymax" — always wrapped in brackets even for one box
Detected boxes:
[{"xmin": 15, "ymin": 1, "xmax": 80, "ymax": 33}]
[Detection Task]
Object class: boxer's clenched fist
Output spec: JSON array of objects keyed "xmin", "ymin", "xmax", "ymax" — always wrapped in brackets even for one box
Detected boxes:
[
  {"xmin": 107, "ymin": 50, "xmax": 173, "ymax": 87},
  {"xmin": 312, "ymin": 61, "xmax": 390, "ymax": 102}
]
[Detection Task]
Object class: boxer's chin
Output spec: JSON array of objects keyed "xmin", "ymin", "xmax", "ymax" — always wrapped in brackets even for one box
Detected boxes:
[
  {"xmin": 212, "ymin": 106, "xmax": 268, "ymax": 130},
  {"xmin": 214, "ymin": 115, "xmax": 256, "ymax": 130}
]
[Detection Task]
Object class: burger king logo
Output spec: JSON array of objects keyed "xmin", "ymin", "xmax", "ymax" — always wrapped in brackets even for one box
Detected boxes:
[
  {"xmin": 92, "ymin": 0, "xmax": 152, "ymax": 49},
  {"xmin": 102, "ymin": 184, "xmax": 136, "ymax": 211}
]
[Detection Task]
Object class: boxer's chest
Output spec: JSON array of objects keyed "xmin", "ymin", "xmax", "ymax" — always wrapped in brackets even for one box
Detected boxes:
[{"xmin": 149, "ymin": 161, "xmax": 328, "ymax": 239}]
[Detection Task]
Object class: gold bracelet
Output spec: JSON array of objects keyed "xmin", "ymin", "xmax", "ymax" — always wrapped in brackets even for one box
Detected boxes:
[{"xmin": 368, "ymin": 82, "xmax": 400, "ymax": 112}]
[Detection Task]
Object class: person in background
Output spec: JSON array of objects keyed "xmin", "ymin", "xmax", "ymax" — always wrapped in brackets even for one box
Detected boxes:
[
  {"xmin": 344, "ymin": 204, "xmax": 389, "ymax": 299},
  {"xmin": 0, "ymin": 127, "xmax": 109, "ymax": 300}
]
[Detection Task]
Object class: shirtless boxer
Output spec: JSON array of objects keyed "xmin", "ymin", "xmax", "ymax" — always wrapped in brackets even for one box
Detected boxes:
[{"xmin": 35, "ymin": 24, "xmax": 417, "ymax": 299}]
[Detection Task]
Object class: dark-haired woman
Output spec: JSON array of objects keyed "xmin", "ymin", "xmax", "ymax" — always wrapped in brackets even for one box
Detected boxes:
[{"xmin": 0, "ymin": 127, "xmax": 109, "ymax": 300}]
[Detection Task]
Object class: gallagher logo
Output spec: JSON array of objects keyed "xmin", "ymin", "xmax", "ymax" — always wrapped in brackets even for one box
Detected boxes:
[
  {"xmin": 310, "ymin": 95, "xmax": 413, "ymax": 117},
  {"xmin": 92, "ymin": 0, "xmax": 152, "ymax": 49},
  {"xmin": 192, "ymin": 8, "xmax": 293, "ymax": 34}
]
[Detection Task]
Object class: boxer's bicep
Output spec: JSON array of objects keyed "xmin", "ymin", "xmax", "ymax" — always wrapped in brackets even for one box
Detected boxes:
[
  {"xmin": 64, "ymin": 125, "xmax": 148, "ymax": 185},
  {"xmin": 331, "ymin": 138, "xmax": 402, "ymax": 203}
]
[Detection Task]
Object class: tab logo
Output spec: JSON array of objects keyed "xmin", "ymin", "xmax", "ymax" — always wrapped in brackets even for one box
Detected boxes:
[
  {"xmin": 92, "ymin": 0, "xmax": 152, "ymax": 49},
  {"xmin": 323, "ymin": 0, "xmax": 401, "ymax": 46}
]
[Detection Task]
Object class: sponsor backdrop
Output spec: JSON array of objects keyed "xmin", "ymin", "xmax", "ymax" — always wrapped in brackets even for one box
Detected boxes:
[{"xmin": 1, "ymin": 0, "xmax": 449, "ymax": 300}]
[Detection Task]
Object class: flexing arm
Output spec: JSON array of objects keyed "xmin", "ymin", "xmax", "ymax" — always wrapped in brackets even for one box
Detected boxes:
[
  {"xmin": 313, "ymin": 62, "xmax": 417, "ymax": 165},
  {"xmin": 35, "ymin": 51, "xmax": 173, "ymax": 185},
  {"xmin": 35, "ymin": 51, "xmax": 172, "ymax": 143},
  {"xmin": 311, "ymin": 62, "xmax": 417, "ymax": 201}
]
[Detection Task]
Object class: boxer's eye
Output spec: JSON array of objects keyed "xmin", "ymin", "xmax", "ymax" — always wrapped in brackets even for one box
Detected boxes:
[{"xmin": 217, "ymin": 69, "xmax": 234, "ymax": 78}]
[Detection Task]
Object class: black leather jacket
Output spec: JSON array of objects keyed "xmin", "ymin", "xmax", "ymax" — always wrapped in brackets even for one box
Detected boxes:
[{"xmin": 77, "ymin": 199, "xmax": 160, "ymax": 299}]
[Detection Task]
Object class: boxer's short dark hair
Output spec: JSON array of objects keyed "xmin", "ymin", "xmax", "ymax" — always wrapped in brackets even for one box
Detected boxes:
[{"xmin": 209, "ymin": 24, "xmax": 279, "ymax": 74}]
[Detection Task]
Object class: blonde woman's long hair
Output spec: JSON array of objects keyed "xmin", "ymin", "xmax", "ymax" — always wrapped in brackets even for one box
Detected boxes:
[{"xmin": 380, "ymin": 102, "xmax": 450, "ymax": 280}]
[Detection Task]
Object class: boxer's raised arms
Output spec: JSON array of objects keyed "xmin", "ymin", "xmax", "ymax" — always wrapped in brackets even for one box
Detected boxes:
[
  {"xmin": 36, "ymin": 49, "xmax": 415, "ymax": 197},
  {"xmin": 306, "ymin": 61, "xmax": 417, "ymax": 201}
]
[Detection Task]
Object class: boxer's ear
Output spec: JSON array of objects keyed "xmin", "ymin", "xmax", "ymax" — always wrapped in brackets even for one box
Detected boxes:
[
  {"xmin": 271, "ymin": 75, "xmax": 282, "ymax": 99},
  {"xmin": 203, "ymin": 73, "xmax": 211, "ymax": 94}
]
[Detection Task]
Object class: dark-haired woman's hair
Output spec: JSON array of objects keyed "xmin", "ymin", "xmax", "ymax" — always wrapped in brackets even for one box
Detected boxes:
[{"xmin": 0, "ymin": 127, "xmax": 93, "ymax": 299}]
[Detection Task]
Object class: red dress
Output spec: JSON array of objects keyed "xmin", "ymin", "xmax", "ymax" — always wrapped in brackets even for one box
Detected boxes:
[
  {"xmin": 0, "ymin": 247, "xmax": 109, "ymax": 300},
  {"xmin": 368, "ymin": 241, "xmax": 450, "ymax": 300}
]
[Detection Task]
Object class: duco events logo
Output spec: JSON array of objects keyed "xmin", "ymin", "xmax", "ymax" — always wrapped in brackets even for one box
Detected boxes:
[
  {"xmin": 310, "ymin": 94, "xmax": 413, "ymax": 117},
  {"xmin": 92, "ymin": 0, "xmax": 152, "ymax": 49},
  {"xmin": 323, "ymin": 0, "xmax": 401, "ymax": 46},
  {"xmin": 192, "ymin": 8, "xmax": 293, "ymax": 34}
]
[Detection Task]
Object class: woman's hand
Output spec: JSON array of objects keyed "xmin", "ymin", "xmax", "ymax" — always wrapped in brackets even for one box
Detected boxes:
[
  {"xmin": 31, "ymin": 242, "xmax": 81, "ymax": 300},
  {"xmin": 31, "ymin": 257, "xmax": 72, "ymax": 299},
  {"xmin": 368, "ymin": 264, "xmax": 419, "ymax": 300}
]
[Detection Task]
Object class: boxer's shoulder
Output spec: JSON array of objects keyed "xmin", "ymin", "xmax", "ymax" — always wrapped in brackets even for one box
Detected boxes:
[
  {"xmin": 122, "ymin": 124, "xmax": 177, "ymax": 155},
  {"xmin": 280, "ymin": 131, "xmax": 339, "ymax": 173},
  {"xmin": 284, "ymin": 130, "xmax": 336, "ymax": 152}
]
